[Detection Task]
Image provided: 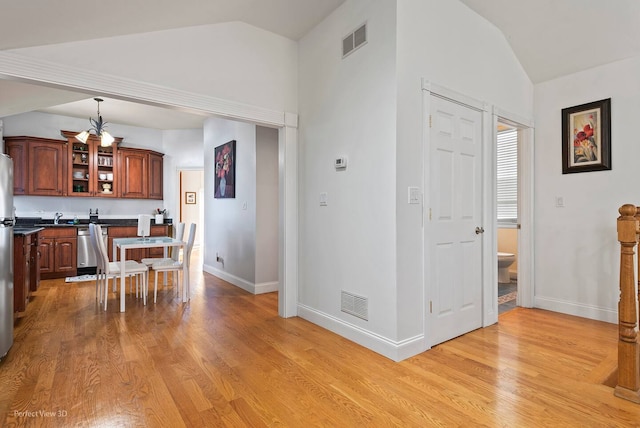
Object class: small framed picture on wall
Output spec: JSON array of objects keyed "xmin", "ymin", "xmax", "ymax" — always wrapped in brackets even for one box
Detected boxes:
[{"xmin": 185, "ymin": 191, "xmax": 196, "ymax": 204}]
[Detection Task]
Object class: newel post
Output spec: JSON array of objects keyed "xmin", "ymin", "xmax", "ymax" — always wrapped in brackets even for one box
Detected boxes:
[{"xmin": 615, "ymin": 204, "xmax": 640, "ymax": 403}]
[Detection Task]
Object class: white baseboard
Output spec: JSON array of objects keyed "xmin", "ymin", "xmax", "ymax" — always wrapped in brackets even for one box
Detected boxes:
[
  {"xmin": 203, "ymin": 264, "xmax": 277, "ymax": 295},
  {"xmin": 255, "ymin": 281, "xmax": 279, "ymax": 294},
  {"xmin": 297, "ymin": 304, "xmax": 425, "ymax": 362},
  {"xmin": 534, "ymin": 296, "xmax": 617, "ymax": 324}
]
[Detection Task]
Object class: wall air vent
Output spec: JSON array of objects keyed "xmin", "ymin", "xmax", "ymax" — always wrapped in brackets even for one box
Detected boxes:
[
  {"xmin": 342, "ymin": 23, "xmax": 367, "ymax": 58},
  {"xmin": 341, "ymin": 291, "xmax": 368, "ymax": 320}
]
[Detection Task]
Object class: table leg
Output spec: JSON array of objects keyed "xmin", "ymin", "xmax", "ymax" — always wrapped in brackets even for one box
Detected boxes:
[
  {"xmin": 163, "ymin": 247, "xmax": 169, "ymax": 287},
  {"xmin": 182, "ymin": 260, "xmax": 188, "ymax": 302},
  {"xmin": 120, "ymin": 246, "xmax": 126, "ymax": 312}
]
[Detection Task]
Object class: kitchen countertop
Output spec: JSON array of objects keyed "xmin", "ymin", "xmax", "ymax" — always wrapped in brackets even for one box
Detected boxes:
[
  {"xmin": 13, "ymin": 227, "xmax": 45, "ymax": 236},
  {"xmin": 15, "ymin": 218, "xmax": 173, "ymax": 228}
]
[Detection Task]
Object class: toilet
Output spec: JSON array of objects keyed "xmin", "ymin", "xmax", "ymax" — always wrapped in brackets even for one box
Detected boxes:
[{"xmin": 497, "ymin": 252, "xmax": 516, "ymax": 283}]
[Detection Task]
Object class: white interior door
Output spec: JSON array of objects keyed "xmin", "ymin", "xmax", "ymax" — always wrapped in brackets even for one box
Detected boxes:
[{"xmin": 429, "ymin": 94, "xmax": 483, "ymax": 346}]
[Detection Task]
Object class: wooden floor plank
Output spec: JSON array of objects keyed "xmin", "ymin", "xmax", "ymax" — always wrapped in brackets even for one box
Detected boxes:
[{"xmin": 1, "ymin": 260, "xmax": 639, "ymax": 427}]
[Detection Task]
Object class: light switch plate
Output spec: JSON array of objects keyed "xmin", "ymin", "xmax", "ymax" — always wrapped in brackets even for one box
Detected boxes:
[
  {"xmin": 319, "ymin": 192, "xmax": 328, "ymax": 206},
  {"xmin": 408, "ymin": 187, "xmax": 420, "ymax": 204}
]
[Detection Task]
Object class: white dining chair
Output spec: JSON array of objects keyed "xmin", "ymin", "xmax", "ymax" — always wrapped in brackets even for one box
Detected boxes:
[
  {"xmin": 89, "ymin": 223, "xmax": 106, "ymax": 302},
  {"xmin": 150, "ymin": 223, "xmax": 196, "ymax": 303},
  {"xmin": 93, "ymin": 223, "xmax": 149, "ymax": 309},
  {"xmin": 141, "ymin": 222, "xmax": 184, "ymax": 290},
  {"xmin": 141, "ymin": 222, "xmax": 185, "ymax": 266},
  {"xmin": 90, "ymin": 223, "xmax": 146, "ymax": 304}
]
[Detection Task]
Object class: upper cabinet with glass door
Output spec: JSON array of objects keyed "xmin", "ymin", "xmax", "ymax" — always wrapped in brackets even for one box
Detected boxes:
[{"xmin": 61, "ymin": 130, "xmax": 122, "ymax": 198}]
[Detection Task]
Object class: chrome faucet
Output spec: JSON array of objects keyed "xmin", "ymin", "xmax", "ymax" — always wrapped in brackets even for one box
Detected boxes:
[{"xmin": 54, "ymin": 212, "xmax": 63, "ymax": 225}]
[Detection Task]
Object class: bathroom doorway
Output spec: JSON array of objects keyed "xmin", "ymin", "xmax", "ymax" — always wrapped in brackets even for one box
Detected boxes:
[{"xmin": 497, "ymin": 122, "xmax": 518, "ymax": 314}]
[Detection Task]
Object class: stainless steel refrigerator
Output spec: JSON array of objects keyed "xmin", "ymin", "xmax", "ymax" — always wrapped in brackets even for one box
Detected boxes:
[{"xmin": 0, "ymin": 153, "xmax": 14, "ymax": 359}]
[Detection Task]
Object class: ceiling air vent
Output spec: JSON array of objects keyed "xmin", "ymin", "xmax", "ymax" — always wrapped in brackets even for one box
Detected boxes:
[
  {"xmin": 342, "ymin": 23, "xmax": 367, "ymax": 58},
  {"xmin": 341, "ymin": 291, "xmax": 368, "ymax": 320}
]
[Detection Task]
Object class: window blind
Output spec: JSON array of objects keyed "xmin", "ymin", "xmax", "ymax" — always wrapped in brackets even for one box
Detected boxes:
[{"xmin": 497, "ymin": 129, "xmax": 517, "ymax": 223}]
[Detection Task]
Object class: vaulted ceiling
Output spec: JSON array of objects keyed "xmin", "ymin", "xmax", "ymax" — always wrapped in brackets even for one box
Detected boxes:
[
  {"xmin": 459, "ymin": 0, "xmax": 640, "ymax": 83},
  {"xmin": 0, "ymin": 0, "xmax": 346, "ymax": 49},
  {"xmin": 1, "ymin": 0, "xmax": 638, "ymax": 129}
]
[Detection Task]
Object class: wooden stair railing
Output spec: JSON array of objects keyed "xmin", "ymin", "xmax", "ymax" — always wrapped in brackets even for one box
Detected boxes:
[{"xmin": 615, "ymin": 204, "xmax": 640, "ymax": 403}]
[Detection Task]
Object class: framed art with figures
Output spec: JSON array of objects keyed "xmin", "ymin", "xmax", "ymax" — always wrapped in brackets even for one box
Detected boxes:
[
  {"xmin": 214, "ymin": 140, "xmax": 236, "ymax": 198},
  {"xmin": 561, "ymin": 98, "xmax": 611, "ymax": 174}
]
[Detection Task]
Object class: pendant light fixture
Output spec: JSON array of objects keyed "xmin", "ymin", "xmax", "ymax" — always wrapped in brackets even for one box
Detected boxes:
[{"xmin": 75, "ymin": 97, "xmax": 115, "ymax": 147}]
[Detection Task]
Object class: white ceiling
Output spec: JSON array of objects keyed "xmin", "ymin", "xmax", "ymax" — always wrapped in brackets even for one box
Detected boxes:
[
  {"xmin": 0, "ymin": 0, "xmax": 346, "ymax": 49},
  {"xmin": 459, "ymin": 0, "xmax": 640, "ymax": 83},
  {"xmin": 2, "ymin": 0, "xmax": 640, "ymax": 129},
  {"xmin": 0, "ymin": 0, "xmax": 346, "ymax": 130}
]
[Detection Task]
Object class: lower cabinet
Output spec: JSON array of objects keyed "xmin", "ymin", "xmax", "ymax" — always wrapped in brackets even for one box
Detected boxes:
[
  {"xmin": 108, "ymin": 225, "xmax": 169, "ymax": 262},
  {"xmin": 29, "ymin": 234, "xmax": 41, "ymax": 292},
  {"xmin": 13, "ymin": 234, "xmax": 32, "ymax": 313},
  {"xmin": 39, "ymin": 228, "xmax": 77, "ymax": 279},
  {"xmin": 13, "ymin": 231, "xmax": 41, "ymax": 314}
]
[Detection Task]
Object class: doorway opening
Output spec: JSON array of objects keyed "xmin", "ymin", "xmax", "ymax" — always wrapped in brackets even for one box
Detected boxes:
[
  {"xmin": 177, "ymin": 168, "xmax": 204, "ymax": 269},
  {"xmin": 497, "ymin": 122, "xmax": 518, "ymax": 314},
  {"xmin": 178, "ymin": 168, "xmax": 204, "ymax": 251},
  {"xmin": 494, "ymin": 112, "xmax": 533, "ymax": 315}
]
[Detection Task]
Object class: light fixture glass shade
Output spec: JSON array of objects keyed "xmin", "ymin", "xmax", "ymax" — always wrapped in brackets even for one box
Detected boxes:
[
  {"xmin": 100, "ymin": 131, "xmax": 115, "ymax": 147},
  {"xmin": 75, "ymin": 130, "xmax": 90, "ymax": 143}
]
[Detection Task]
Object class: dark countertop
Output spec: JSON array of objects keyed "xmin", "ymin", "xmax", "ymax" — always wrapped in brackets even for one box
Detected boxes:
[
  {"xmin": 15, "ymin": 217, "xmax": 173, "ymax": 228},
  {"xmin": 13, "ymin": 227, "xmax": 45, "ymax": 236}
]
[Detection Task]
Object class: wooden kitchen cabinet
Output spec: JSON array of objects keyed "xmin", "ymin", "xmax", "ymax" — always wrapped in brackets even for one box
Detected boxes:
[
  {"xmin": 29, "ymin": 140, "xmax": 67, "ymax": 196},
  {"xmin": 4, "ymin": 138, "xmax": 27, "ymax": 195},
  {"xmin": 148, "ymin": 151, "xmax": 164, "ymax": 200},
  {"xmin": 119, "ymin": 148, "xmax": 147, "ymax": 199},
  {"xmin": 39, "ymin": 227, "xmax": 77, "ymax": 279},
  {"xmin": 4, "ymin": 136, "xmax": 67, "ymax": 196},
  {"xmin": 13, "ymin": 234, "xmax": 32, "ymax": 313},
  {"xmin": 5, "ymin": 134, "xmax": 163, "ymax": 200},
  {"xmin": 120, "ymin": 148, "xmax": 164, "ymax": 199},
  {"xmin": 29, "ymin": 232, "xmax": 41, "ymax": 292},
  {"xmin": 61, "ymin": 131, "xmax": 122, "ymax": 198},
  {"xmin": 108, "ymin": 225, "xmax": 169, "ymax": 262}
]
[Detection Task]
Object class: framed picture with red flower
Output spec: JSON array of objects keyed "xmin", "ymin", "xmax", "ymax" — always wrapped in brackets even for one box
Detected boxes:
[
  {"xmin": 214, "ymin": 140, "xmax": 236, "ymax": 198},
  {"xmin": 561, "ymin": 98, "xmax": 611, "ymax": 174}
]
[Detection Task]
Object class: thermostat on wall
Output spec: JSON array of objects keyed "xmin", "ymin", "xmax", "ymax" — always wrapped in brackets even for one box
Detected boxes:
[{"xmin": 334, "ymin": 157, "xmax": 347, "ymax": 170}]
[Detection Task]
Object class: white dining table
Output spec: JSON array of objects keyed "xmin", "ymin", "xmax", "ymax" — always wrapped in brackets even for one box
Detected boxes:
[{"xmin": 112, "ymin": 236, "xmax": 186, "ymax": 312}]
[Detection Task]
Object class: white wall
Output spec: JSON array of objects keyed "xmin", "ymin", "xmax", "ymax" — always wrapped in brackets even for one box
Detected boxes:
[
  {"xmin": 202, "ymin": 118, "xmax": 279, "ymax": 294},
  {"xmin": 395, "ymin": 0, "xmax": 534, "ymax": 340},
  {"xmin": 298, "ymin": 0, "xmax": 399, "ymax": 346},
  {"xmin": 255, "ymin": 126, "xmax": 279, "ymax": 287},
  {"xmin": 533, "ymin": 55, "xmax": 640, "ymax": 323},
  {"xmin": 297, "ymin": 0, "xmax": 533, "ymax": 360},
  {"xmin": 162, "ymin": 129, "xmax": 204, "ymax": 225},
  {"xmin": 203, "ymin": 117, "xmax": 257, "ymax": 287},
  {"xmin": 10, "ymin": 21, "xmax": 298, "ymax": 114}
]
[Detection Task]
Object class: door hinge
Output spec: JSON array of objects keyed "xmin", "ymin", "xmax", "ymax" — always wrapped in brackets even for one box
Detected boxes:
[
  {"xmin": 429, "ymin": 208, "xmax": 432, "ymax": 221},
  {"xmin": 429, "ymin": 114, "xmax": 432, "ymax": 128},
  {"xmin": 429, "ymin": 300, "xmax": 433, "ymax": 313}
]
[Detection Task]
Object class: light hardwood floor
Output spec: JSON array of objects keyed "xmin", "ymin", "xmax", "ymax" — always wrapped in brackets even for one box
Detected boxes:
[{"xmin": 1, "ymin": 263, "xmax": 639, "ymax": 427}]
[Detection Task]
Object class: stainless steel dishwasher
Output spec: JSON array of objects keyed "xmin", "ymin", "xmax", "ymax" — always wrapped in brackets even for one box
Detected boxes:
[{"xmin": 77, "ymin": 226, "xmax": 108, "ymax": 273}]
